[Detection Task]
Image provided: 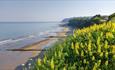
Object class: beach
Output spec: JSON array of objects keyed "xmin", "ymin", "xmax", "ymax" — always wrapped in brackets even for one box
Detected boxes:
[{"xmin": 0, "ymin": 27, "xmax": 69, "ymax": 70}]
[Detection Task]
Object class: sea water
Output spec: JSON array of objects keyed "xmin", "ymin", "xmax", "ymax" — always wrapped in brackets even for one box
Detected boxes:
[
  {"xmin": 0, "ymin": 22, "xmax": 63, "ymax": 50},
  {"xmin": 0, "ymin": 22, "xmax": 64, "ymax": 70}
]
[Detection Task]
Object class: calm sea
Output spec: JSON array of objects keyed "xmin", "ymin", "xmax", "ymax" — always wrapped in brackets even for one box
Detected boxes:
[{"xmin": 0, "ymin": 22, "xmax": 63, "ymax": 50}]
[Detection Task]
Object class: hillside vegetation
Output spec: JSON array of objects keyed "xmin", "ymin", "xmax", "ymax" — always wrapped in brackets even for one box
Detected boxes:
[
  {"xmin": 63, "ymin": 13, "xmax": 115, "ymax": 29},
  {"xmin": 63, "ymin": 14, "xmax": 108, "ymax": 29},
  {"xmin": 27, "ymin": 22, "xmax": 115, "ymax": 70},
  {"xmin": 22, "ymin": 13, "xmax": 115, "ymax": 70}
]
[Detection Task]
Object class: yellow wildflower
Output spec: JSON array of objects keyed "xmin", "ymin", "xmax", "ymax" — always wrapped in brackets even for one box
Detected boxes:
[
  {"xmin": 51, "ymin": 58, "xmax": 54, "ymax": 70},
  {"xmin": 92, "ymin": 56, "xmax": 95, "ymax": 61},
  {"xmin": 71, "ymin": 42, "xmax": 74, "ymax": 49},
  {"xmin": 106, "ymin": 32, "xmax": 114, "ymax": 39},
  {"xmin": 37, "ymin": 58, "xmax": 41, "ymax": 66},
  {"xmin": 105, "ymin": 61, "xmax": 108, "ymax": 66},
  {"xmin": 100, "ymin": 52, "xmax": 103, "ymax": 57}
]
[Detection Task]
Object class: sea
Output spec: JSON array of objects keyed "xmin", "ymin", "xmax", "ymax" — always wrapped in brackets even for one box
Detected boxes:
[
  {"xmin": 0, "ymin": 22, "xmax": 64, "ymax": 70},
  {"xmin": 0, "ymin": 22, "xmax": 63, "ymax": 51}
]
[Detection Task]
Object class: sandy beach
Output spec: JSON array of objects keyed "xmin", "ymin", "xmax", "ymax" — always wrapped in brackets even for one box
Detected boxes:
[{"xmin": 0, "ymin": 27, "xmax": 69, "ymax": 70}]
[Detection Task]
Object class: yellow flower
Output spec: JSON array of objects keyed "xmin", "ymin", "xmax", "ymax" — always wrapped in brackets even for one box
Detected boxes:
[
  {"xmin": 86, "ymin": 61, "xmax": 89, "ymax": 64},
  {"xmin": 88, "ymin": 40, "xmax": 92, "ymax": 51},
  {"xmin": 106, "ymin": 32, "xmax": 114, "ymax": 39},
  {"xmin": 92, "ymin": 56, "xmax": 95, "ymax": 61},
  {"xmin": 105, "ymin": 61, "xmax": 108, "ymax": 66},
  {"xmin": 97, "ymin": 47, "xmax": 101, "ymax": 53},
  {"xmin": 54, "ymin": 52, "xmax": 57, "ymax": 57},
  {"xmin": 75, "ymin": 43, "xmax": 79, "ymax": 49},
  {"xmin": 93, "ymin": 63, "xmax": 97, "ymax": 70},
  {"xmin": 97, "ymin": 37, "xmax": 100, "ymax": 45},
  {"xmin": 100, "ymin": 52, "xmax": 103, "ymax": 57},
  {"xmin": 51, "ymin": 58, "xmax": 54, "ymax": 70},
  {"xmin": 37, "ymin": 58, "xmax": 41, "ymax": 66},
  {"xmin": 73, "ymin": 30, "xmax": 76, "ymax": 38},
  {"xmin": 113, "ymin": 55, "xmax": 115, "ymax": 59},
  {"xmin": 63, "ymin": 66, "xmax": 66, "ymax": 70},
  {"xmin": 43, "ymin": 55, "xmax": 47, "ymax": 63},
  {"xmin": 100, "ymin": 32, "xmax": 103, "ymax": 37},
  {"xmin": 84, "ymin": 59, "xmax": 86, "ymax": 64},
  {"xmin": 88, "ymin": 33, "xmax": 91, "ymax": 37},
  {"xmin": 71, "ymin": 42, "xmax": 74, "ymax": 49},
  {"xmin": 80, "ymin": 43, "xmax": 84, "ymax": 48},
  {"xmin": 105, "ymin": 52, "xmax": 108, "ymax": 58},
  {"xmin": 75, "ymin": 48, "xmax": 79, "ymax": 55},
  {"xmin": 97, "ymin": 60, "xmax": 101, "ymax": 66},
  {"xmin": 104, "ymin": 40, "xmax": 108, "ymax": 50},
  {"xmin": 81, "ymin": 50, "xmax": 84, "ymax": 57},
  {"xmin": 112, "ymin": 45, "xmax": 115, "ymax": 54},
  {"xmin": 97, "ymin": 37, "xmax": 101, "ymax": 53},
  {"xmin": 58, "ymin": 51, "xmax": 62, "ymax": 58}
]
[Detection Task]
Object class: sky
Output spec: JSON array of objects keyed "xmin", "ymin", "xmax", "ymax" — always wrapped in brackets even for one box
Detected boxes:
[{"xmin": 0, "ymin": 0, "xmax": 115, "ymax": 22}]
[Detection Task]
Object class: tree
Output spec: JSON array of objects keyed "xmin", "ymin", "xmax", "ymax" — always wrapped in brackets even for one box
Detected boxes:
[{"xmin": 107, "ymin": 13, "xmax": 115, "ymax": 22}]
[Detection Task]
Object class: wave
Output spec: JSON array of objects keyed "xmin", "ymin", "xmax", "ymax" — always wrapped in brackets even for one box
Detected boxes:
[
  {"xmin": 39, "ymin": 27, "xmax": 63, "ymax": 37},
  {"xmin": 0, "ymin": 27, "xmax": 63, "ymax": 46},
  {"xmin": 0, "ymin": 35, "xmax": 35, "ymax": 45},
  {"xmin": 0, "ymin": 39, "xmax": 12, "ymax": 45}
]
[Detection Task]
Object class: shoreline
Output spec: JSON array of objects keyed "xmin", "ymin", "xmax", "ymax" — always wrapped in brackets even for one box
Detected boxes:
[
  {"xmin": 0, "ymin": 27, "xmax": 69, "ymax": 70},
  {"xmin": 14, "ymin": 27, "xmax": 69, "ymax": 70}
]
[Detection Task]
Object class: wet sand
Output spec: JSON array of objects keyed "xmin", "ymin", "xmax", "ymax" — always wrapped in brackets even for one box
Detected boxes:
[
  {"xmin": 0, "ymin": 28, "xmax": 69, "ymax": 70},
  {"xmin": 0, "ymin": 40, "xmax": 53, "ymax": 70}
]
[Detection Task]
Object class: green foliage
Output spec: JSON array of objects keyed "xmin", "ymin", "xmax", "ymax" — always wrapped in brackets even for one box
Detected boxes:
[
  {"xmin": 68, "ymin": 17, "xmax": 89, "ymax": 28},
  {"xmin": 67, "ymin": 14, "xmax": 107, "ymax": 29},
  {"xmin": 107, "ymin": 13, "xmax": 115, "ymax": 23},
  {"xmin": 23, "ymin": 22, "xmax": 115, "ymax": 70},
  {"xmin": 91, "ymin": 16, "xmax": 103, "ymax": 24},
  {"xmin": 110, "ymin": 17, "xmax": 115, "ymax": 23}
]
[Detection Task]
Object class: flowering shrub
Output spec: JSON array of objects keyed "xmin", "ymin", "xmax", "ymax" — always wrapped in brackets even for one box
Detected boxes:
[{"xmin": 23, "ymin": 22, "xmax": 115, "ymax": 70}]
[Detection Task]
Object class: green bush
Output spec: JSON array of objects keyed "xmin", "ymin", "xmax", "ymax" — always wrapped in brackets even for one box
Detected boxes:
[{"xmin": 24, "ymin": 22, "xmax": 115, "ymax": 70}]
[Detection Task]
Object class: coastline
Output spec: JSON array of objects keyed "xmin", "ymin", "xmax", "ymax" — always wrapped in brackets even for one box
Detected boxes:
[
  {"xmin": 14, "ymin": 27, "xmax": 69, "ymax": 70},
  {"xmin": 0, "ymin": 26, "xmax": 69, "ymax": 70}
]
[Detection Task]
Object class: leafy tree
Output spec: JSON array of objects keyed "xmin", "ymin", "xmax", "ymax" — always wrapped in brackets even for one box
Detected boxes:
[{"xmin": 107, "ymin": 13, "xmax": 115, "ymax": 22}]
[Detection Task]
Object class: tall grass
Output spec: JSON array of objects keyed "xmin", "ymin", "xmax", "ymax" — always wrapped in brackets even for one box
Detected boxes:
[{"xmin": 24, "ymin": 22, "xmax": 115, "ymax": 70}]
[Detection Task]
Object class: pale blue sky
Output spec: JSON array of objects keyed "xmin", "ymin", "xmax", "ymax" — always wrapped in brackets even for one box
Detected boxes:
[{"xmin": 0, "ymin": 0, "xmax": 115, "ymax": 22}]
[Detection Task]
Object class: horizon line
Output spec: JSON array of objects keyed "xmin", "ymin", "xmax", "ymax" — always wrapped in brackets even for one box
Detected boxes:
[{"xmin": 0, "ymin": 21, "xmax": 61, "ymax": 23}]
